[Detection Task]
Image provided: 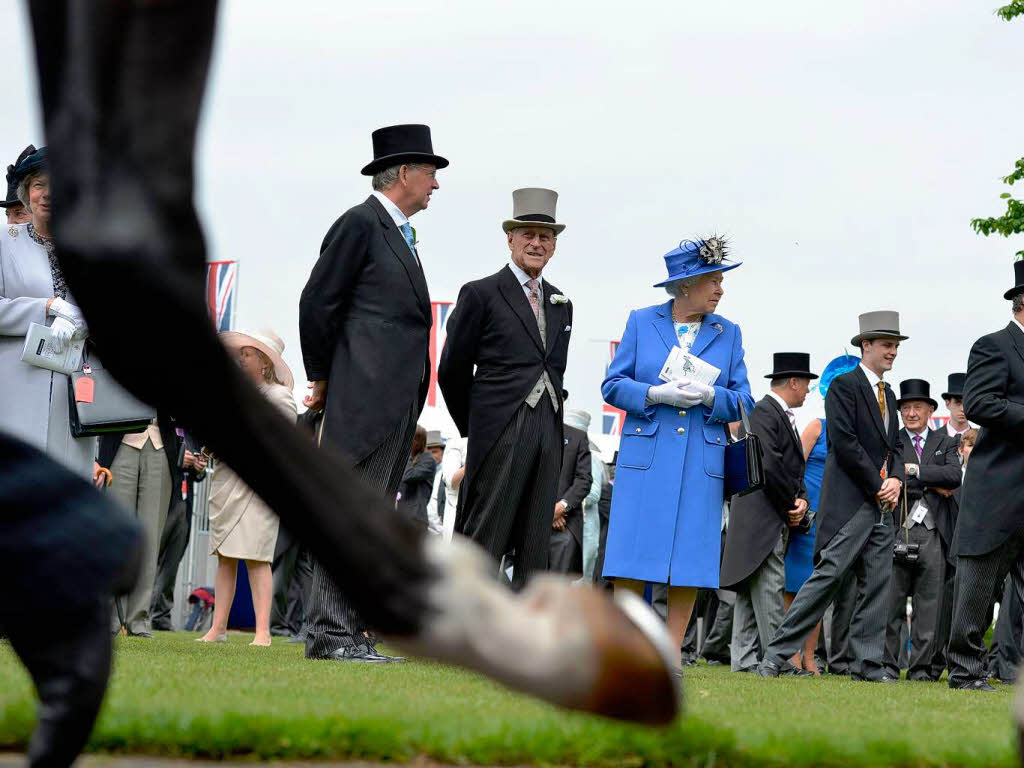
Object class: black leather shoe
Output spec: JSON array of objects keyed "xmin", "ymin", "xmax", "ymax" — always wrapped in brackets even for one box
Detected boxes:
[
  {"xmin": 879, "ymin": 674, "xmax": 900, "ymax": 683},
  {"xmin": 951, "ymin": 678, "xmax": 997, "ymax": 691},
  {"xmin": 756, "ymin": 660, "xmax": 781, "ymax": 678},
  {"xmin": 320, "ymin": 644, "xmax": 403, "ymax": 663},
  {"xmin": 364, "ymin": 645, "xmax": 406, "ymax": 663}
]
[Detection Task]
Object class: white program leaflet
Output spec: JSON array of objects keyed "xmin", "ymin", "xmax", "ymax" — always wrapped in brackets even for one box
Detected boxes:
[
  {"xmin": 658, "ymin": 345, "xmax": 721, "ymax": 386},
  {"xmin": 20, "ymin": 322, "xmax": 84, "ymax": 375}
]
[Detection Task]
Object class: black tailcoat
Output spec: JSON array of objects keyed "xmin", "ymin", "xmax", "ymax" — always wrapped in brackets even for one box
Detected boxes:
[
  {"xmin": 438, "ymin": 265, "xmax": 572, "ymax": 516},
  {"xmin": 557, "ymin": 424, "xmax": 593, "ymax": 546},
  {"xmin": 299, "ymin": 195, "xmax": 431, "ymax": 465},
  {"xmin": 892, "ymin": 428, "xmax": 961, "ymax": 552},
  {"xmin": 720, "ymin": 395, "xmax": 807, "ymax": 589},
  {"xmin": 955, "ymin": 322, "xmax": 1024, "ymax": 557},
  {"xmin": 814, "ymin": 367, "xmax": 905, "ymax": 555}
]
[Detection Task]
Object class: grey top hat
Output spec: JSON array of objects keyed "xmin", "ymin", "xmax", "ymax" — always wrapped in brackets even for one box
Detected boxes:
[
  {"xmin": 502, "ymin": 188, "xmax": 565, "ymax": 234},
  {"xmin": 425, "ymin": 430, "xmax": 444, "ymax": 448},
  {"xmin": 850, "ymin": 310, "xmax": 908, "ymax": 347}
]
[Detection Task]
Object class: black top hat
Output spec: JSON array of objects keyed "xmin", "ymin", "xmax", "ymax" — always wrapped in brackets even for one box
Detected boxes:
[
  {"xmin": 1004, "ymin": 260, "xmax": 1024, "ymax": 301},
  {"xmin": 765, "ymin": 352, "xmax": 818, "ymax": 380},
  {"xmin": 941, "ymin": 373, "xmax": 966, "ymax": 400},
  {"xmin": 1, "ymin": 144, "xmax": 37, "ymax": 208},
  {"xmin": 896, "ymin": 379, "xmax": 937, "ymax": 410},
  {"xmin": 360, "ymin": 124, "xmax": 448, "ymax": 177}
]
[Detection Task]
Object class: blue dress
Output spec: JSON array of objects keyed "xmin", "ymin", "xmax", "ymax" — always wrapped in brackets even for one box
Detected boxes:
[{"xmin": 785, "ymin": 417, "xmax": 826, "ymax": 592}]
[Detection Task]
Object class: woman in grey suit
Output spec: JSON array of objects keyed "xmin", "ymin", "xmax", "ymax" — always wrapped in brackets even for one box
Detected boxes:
[{"xmin": 0, "ymin": 147, "xmax": 96, "ymax": 480}]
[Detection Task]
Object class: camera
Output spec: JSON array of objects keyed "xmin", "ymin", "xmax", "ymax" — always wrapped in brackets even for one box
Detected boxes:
[{"xmin": 893, "ymin": 541, "xmax": 920, "ymax": 564}]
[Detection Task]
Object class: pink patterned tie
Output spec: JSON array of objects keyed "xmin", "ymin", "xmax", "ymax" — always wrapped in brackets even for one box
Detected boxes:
[
  {"xmin": 913, "ymin": 434, "xmax": 922, "ymax": 459},
  {"xmin": 526, "ymin": 278, "xmax": 541, "ymax": 320}
]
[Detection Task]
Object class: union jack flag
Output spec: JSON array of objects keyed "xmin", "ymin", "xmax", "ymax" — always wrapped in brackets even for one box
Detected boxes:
[
  {"xmin": 929, "ymin": 415, "xmax": 950, "ymax": 432},
  {"xmin": 427, "ymin": 301, "xmax": 454, "ymax": 407},
  {"xmin": 205, "ymin": 260, "xmax": 238, "ymax": 332},
  {"xmin": 602, "ymin": 340, "xmax": 626, "ymax": 435}
]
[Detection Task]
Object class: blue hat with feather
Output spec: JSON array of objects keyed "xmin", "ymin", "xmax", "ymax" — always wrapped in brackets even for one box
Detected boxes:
[{"xmin": 653, "ymin": 236, "xmax": 742, "ymax": 287}]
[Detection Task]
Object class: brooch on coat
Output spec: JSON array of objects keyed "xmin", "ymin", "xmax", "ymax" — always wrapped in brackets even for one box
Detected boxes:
[
  {"xmin": 712, "ymin": 322, "xmax": 723, "ymax": 332},
  {"xmin": 8, "ymin": 226, "xmax": 17, "ymax": 237},
  {"xmin": 549, "ymin": 293, "xmax": 569, "ymax": 305}
]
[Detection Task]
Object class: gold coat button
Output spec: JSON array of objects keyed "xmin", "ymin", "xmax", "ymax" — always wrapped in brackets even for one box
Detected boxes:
[
  {"xmin": 635, "ymin": 427, "xmax": 642, "ymax": 433},
  {"xmin": 677, "ymin": 427, "xmax": 685, "ymax": 435},
  {"xmin": 678, "ymin": 410, "xmax": 686, "ymax": 417},
  {"xmin": 717, "ymin": 437, "xmax": 722, "ymax": 442}
]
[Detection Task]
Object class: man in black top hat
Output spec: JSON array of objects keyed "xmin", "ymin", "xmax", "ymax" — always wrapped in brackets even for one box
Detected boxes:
[
  {"xmin": 298, "ymin": 124, "xmax": 446, "ymax": 664},
  {"xmin": 947, "ymin": 261, "xmax": 1024, "ymax": 691},
  {"xmin": 721, "ymin": 353, "xmax": 815, "ymax": 673},
  {"xmin": 881, "ymin": 379, "xmax": 961, "ymax": 681},
  {"xmin": 2, "ymin": 145, "xmax": 36, "ymax": 225},
  {"xmin": 941, "ymin": 373, "xmax": 970, "ymax": 441},
  {"xmin": 758, "ymin": 312, "xmax": 906, "ymax": 681}
]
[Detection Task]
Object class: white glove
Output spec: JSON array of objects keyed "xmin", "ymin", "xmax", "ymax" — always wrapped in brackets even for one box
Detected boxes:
[
  {"xmin": 48, "ymin": 297, "xmax": 84, "ymax": 324},
  {"xmin": 49, "ymin": 315, "xmax": 76, "ymax": 353},
  {"xmin": 677, "ymin": 379, "xmax": 716, "ymax": 407},
  {"xmin": 647, "ymin": 380, "xmax": 703, "ymax": 408}
]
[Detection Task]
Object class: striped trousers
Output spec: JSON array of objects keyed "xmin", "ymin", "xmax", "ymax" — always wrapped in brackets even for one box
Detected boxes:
[
  {"xmin": 305, "ymin": 403, "xmax": 417, "ymax": 658},
  {"xmin": 731, "ymin": 528, "xmax": 788, "ymax": 671},
  {"xmin": 947, "ymin": 529, "xmax": 1024, "ymax": 687},
  {"xmin": 458, "ymin": 399, "xmax": 560, "ymax": 590}
]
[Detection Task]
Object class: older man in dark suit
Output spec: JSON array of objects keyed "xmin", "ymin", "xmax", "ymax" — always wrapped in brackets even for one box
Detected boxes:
[
  {"xmin": 721, "ymin": 353, "xmax": 815, "ymax": 673},
  {"xmin": 882, "ymin": 379, "xmax": 961, "ymax": 681},
  {"xmin": 947, "ymin": 262, "xmax": 1024, "ymax": 691},
  {"xmin": 549, "ymin": 395, "xmax": 593, "ymax": 574},
  {"xmin": 439, "ymin": 188, "xmax": 572, "ymax": 588},
  {"xmin": 759, "ymin": 312, "xmax": 906, "ymax": 681},
  {"xmin": 299, "ymin": 124, "xmax": 446, "ymax": 663}
]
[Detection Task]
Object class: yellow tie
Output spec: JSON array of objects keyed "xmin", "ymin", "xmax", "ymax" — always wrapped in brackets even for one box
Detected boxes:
[{"xmin": 877, "ymin": 382, "xmax": 886, "ymax": 421}]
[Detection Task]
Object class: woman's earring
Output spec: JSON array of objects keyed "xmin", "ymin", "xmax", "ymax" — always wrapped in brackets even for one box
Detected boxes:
[{"xmin": 680, "ymin": 291, "xmax": 688, "ymax": 298}]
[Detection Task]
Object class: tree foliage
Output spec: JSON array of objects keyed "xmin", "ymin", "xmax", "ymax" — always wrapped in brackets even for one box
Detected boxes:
[{"xmin": 971, "ymin": 6, "xmax": 1023, "ymax": 257}]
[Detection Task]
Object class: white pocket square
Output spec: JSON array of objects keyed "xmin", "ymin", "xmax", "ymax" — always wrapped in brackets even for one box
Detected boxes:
[{"xmin": 564, "ymin": 325, "xmax": 572, "ymax": 332}]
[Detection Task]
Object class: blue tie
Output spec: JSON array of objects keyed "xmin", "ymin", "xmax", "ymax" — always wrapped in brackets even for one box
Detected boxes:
[{"xmin": 400, "ymin": 222, "xmax": 416, "ymax": 254}]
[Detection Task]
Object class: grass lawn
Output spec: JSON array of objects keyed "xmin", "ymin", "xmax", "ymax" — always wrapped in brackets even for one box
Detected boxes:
[{"xmin": 0, "ymin": 631, "xmax": 1019, "ymax": 767}]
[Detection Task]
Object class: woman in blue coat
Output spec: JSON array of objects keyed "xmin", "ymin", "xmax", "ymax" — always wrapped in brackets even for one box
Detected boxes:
[{"xmin": 602, "ymin": 237, "xmax": 753, "ymax": 670}]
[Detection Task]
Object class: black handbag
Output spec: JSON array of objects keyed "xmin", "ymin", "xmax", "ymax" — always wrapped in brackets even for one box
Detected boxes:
[
  {"xmin": 67, "ymin": 349, "xmax": 156, "ymax": 437},
  {"xmin": 724, "ymin": 400, "xmax": 765, "ymax": 499}
]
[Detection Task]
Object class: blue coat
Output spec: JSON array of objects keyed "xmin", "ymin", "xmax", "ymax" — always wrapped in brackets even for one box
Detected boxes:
[{"xmin": 601, "ymin": 301, "xmax": 753, "ymax": 587}]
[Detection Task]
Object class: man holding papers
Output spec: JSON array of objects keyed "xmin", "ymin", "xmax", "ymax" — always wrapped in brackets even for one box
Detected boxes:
[{"xmin": 601, "ymin": 237, "xmax": 754, "ymax": 675}]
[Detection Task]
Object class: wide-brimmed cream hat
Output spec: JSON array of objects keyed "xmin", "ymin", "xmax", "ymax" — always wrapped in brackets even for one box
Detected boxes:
[
  {"xmin": 502, "ymin": 187, "xmax": 565, "ymax": 235},
  {"xmin": 220, "ymin": 328, "xmax": 294, "ymax": 389}
]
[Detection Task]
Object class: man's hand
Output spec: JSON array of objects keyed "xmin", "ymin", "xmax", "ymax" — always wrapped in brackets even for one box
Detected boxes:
[
  {"xmin": 876, "ymin": 477, "xmax": 902, "ymax": 507},
  {"xmin": 303, "ymin": 380, "xmax": 327, "ymax": 411},
  {"xmin": 451, "ymin": 466, "xmax": 466, "ymax": 490},
  {"xmin": 933, "ymin": 487, "xmax": 955, "ymax": 499},
  {"xmin": 553, "ymin": 500, "xmax": 568, "ymax": 531},
  {"xmin": 787, "ymin": 498, "xmax": 808, "ymax": 526},
  {"xmin": 183, "ymin": 449, "xmax": 196, "ymax": 469}
]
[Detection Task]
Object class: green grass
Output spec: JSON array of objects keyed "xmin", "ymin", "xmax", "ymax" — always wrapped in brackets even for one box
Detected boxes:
[{"xmin": 0, "ymin": 631, "xmax": 1019, "ymax": 767}]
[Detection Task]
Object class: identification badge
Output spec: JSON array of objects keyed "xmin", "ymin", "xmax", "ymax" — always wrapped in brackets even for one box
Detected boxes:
[
  {"xmin": 911, "ymin": 502, "xmax": 928, "ymax": 525},
  {"xmin": 74, "ymin": 376, "xmax": 95, "ymax": 404}
]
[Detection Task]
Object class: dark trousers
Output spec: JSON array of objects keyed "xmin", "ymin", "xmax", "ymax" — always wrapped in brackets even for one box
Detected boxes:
[
  {"xmin": 763, "ymin": 503, "xmax": 894, "ymax": 680},
  {"xmin": 988, "ymin": 576, "xmax": 1024, "ymax": 682},
  {"xmin": 151, "ymin": 493, "xmax": 193, "ymax": 630},
  {"xmin": 948, "ymin": 530, "xmax": 1024, "ymax": 687},
  {"xmin": 271, "ymin": 525, "xmax": 311, "ymax": 636},
  {"xmin": 549, "ymin": 529, "xmax": 582, "ymax": 575},
  {"xmin": 884, "ymin": 524, "xmax": 944, "ymax": 679},
  {"xmin": 826, "ymin": 571, "xmax": 856, "ymax": 673},
  {"xmin": 459, "ymin": 400, "xmax": 560, "ymax": 590},
  {"xmin": 305, "ymin": 404, "xmax": 417, "ymax": 658},
  {"xmin": 930, "ymin": 563, "xmax": 956, "ymax": 679}
]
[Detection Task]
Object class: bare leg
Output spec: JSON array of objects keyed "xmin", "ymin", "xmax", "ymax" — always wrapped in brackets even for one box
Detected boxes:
[
  {"xmin": 803, "ymin": 620, "xmax": 823, "ymax": 675},
  {"xmin": 784, "ymin": 592, "xmax": 802, "ymax": 668},
  {"xmin": 200, "ymin": 555, "xmax": 236, "ymax": 641},
  {"xmin": 667, "ymin": 586, "xmax": 698, "ymax": 667},
  {"xmin": 247, "ymin": 560, "xmax": 273, "ymax": 646},
  {"xmin": 614, "ymin": 578, "xmax": 648, "ymax": 600}
]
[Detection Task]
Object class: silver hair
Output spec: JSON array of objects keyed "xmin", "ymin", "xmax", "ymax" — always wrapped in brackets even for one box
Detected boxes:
[
  {"xmin": 15, "ymin": 170, "xmax": 44, "ymax": 209},
  {"xmin": 371, "ymin": 162, "xmax": 428, "ymax": 192},
  {"xmin": 663, "ymin": 276, "xmax": 700, "ymax": 298},
  {"xmin": 1013, "ymin": 293, "xmax": 1024, "ymax": 314}
]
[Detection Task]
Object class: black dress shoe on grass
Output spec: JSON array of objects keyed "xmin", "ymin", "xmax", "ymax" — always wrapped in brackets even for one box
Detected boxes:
[
  {"xmin": 756, "ymin": 660, "xmax": 781, "ymax": 678},
  {"xmin": 321, "ymin": 644, "xmax": 404, "ymax": 663},
  {"xmin": 952, "ymin": 679, "xmax": 997, "ymax": 691}
]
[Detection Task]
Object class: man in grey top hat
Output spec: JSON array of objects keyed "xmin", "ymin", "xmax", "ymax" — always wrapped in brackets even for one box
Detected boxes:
[
  {"xmin": 439, "ymin": 188, "xmax": 573, "ymax": 588},
  {"xmin": 758, "ymin": 311, "xmax": 906, "ymax": 681}
]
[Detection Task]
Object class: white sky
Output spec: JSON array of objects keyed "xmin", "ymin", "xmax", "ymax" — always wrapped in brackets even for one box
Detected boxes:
[{"xmin": 2, "ymin": 1, "xmax": 1021, "ymax": 453}]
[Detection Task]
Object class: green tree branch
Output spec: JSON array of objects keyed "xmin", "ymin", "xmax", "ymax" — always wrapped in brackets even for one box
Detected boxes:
[{"xmin": 996, "ymin": 0, "xmax": 1024, "ymax": 20}]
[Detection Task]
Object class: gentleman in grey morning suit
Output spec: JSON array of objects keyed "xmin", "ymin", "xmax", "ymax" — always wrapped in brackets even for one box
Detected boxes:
[
  {"xmin": 882, "ymin": 379, "xmax": 961, "ymax": 681},
  {"xmin": 758, "ymin": 312, "xmax": 906, "ymax": 681},
  {"xmin": 299, "ymin": 124, "xmax": 446, "ymax": 663},
  {"xmin": 549, "ymin": 402, "xmax": 592, "ymax": 575},
  {"xmin": 721, "ymin": 353, "xmax": 815, "ymax": 673},
  {"xmin": 947, "ymin": 262, "xmax": 1024, "ymax": 691}
]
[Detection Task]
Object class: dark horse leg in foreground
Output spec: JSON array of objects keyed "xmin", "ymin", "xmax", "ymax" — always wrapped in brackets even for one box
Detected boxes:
[{"xmin": 16, "ymin": 2, "xmax": 678, "ymax": 764}]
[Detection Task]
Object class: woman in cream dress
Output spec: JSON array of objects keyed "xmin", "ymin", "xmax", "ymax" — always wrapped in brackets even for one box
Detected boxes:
[{"xmin": 198, "ymin": 330, "xmax": 296, "ymax": 646}]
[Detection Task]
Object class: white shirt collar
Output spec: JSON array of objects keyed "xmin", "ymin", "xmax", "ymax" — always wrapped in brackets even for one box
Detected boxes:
[
  {"xmin": 947, "ymin": 422, "xmax": 969, "ymax": 437},
  {"xmin": 906, "ymin": 426, "xmax": 929, "ymax": 443},
  {"xmin": 372, "ymin": 190, "xmax": 409, "ymax": 228},
  {"xmin": 859, "ymin": 362, "xmax": 884, "ymax": 390},
  {"xmin": 767, "ymin": 391, "xmax": 793, "ymax": 415},
  {"xmin": 1013, "ymin": 317, "xmax": 1024, "ymax": 337},
  {"xmin": 507, "ymin": 260, "xmax": 543, "ymax": 289}
]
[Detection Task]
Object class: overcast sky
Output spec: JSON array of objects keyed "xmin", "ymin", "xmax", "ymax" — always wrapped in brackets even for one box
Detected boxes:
[{"xmin": 2, "ymin": 1, "xmax": 1021, "ymax": 451}]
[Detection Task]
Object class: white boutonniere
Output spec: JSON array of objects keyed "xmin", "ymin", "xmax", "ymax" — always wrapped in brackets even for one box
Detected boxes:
[{"xmin": 550, "ymin": 294, "xmax": 569, "ymax": 305}]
